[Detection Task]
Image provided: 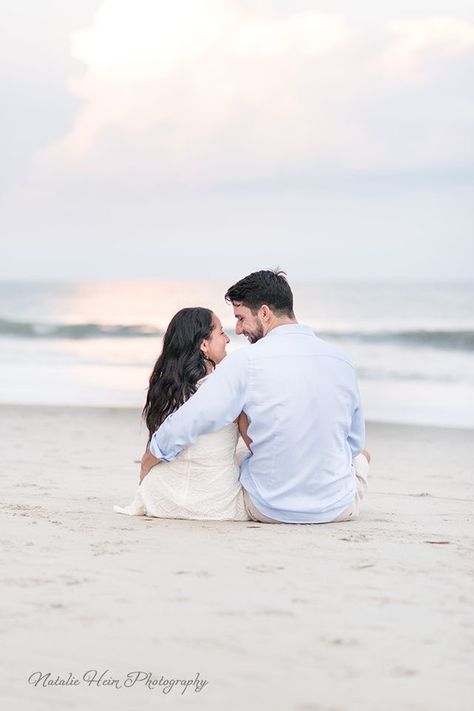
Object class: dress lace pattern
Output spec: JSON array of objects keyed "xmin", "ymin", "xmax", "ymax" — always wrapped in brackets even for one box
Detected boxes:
[{"xmin": 114, "ymin": 422, "xmax": 249, "ymax": 521}]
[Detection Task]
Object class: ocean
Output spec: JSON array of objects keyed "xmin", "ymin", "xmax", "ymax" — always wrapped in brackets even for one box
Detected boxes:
[{"xmin": 1, "ymin": 280, "xmax": 473, "ymax": 428}]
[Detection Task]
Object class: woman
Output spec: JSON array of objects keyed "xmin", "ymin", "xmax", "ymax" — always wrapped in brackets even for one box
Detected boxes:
[{"xmin": 114, "ymin": 307, "xmax": 250, "ymax": 521}]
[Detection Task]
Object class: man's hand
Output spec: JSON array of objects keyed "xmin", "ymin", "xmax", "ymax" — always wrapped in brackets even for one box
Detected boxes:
[{"xmin": 140, "ymin": 449, "xmax": 161, "ymax": 484}]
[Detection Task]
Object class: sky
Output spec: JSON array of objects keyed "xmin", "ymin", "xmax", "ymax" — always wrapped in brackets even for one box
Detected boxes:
[{"xmin": 0, "ymin": 0, "xmax": 473, "ymax": 282}]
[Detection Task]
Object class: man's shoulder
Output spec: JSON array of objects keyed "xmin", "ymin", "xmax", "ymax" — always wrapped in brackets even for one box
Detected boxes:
[
  {"xmin": 215, "ymin": 345, "xmax": 251, "ymax": 372},
  {"xmin": 254, "ymin": 325, "xmax": 355, "ymax": 369},
  {"xmin": 313, "ymin": 336, "xmax": 355, "ymax": 368}
]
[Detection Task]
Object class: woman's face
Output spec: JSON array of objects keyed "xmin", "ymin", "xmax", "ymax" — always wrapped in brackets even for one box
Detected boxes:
[{"xmin": 202, "ymin": 313, "xmax": 230, "ymax": 365}]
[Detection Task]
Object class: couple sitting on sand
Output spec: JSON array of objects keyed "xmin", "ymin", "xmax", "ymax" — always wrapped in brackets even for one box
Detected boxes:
[{"xmin": 115, "ymin": 270, "xmax": 370, "ymax": 524}]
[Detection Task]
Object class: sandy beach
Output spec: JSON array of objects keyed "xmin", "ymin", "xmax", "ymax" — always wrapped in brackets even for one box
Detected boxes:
[{"xmin": 1, "ymin": 404, "xmax": 472, "ymax": 711}]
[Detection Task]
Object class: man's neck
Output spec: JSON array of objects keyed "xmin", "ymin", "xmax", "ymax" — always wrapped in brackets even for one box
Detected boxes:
[{"xmin": 265, "ymin": 317, "xmax": 298, "ymax": 336}]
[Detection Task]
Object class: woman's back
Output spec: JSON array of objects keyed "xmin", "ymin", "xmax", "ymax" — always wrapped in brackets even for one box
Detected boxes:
[
  {"xmin": 115, "ymin": 308, "xmax": 249, "ymax": 521},
  {"xmin": 114, "ymin": 422, "xmax": 248, "ymax": 521}
]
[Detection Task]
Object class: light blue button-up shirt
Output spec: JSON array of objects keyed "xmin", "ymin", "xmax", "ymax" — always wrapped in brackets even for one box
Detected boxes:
[{"xmin": 150, "ymin": 324, "xmax": 364, "ymax": 523}]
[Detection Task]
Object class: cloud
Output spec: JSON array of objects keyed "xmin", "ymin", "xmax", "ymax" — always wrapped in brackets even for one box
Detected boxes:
[
  {"xmin": 32, "ymin": 1, "xmax": 474, "ymax": 185},
  {"xmin": 383, "ymin": 16, "xmax": 474, "ymax": 76}
]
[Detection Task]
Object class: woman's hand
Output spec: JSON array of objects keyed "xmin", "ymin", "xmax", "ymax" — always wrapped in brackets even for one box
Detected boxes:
[
  {"xmin": 140, "ymin": 449, "xmax": 161, "ymax": 484},
  {"xmin": 237, "ymin": 412, "xmax": 253, "ymax": 450}
]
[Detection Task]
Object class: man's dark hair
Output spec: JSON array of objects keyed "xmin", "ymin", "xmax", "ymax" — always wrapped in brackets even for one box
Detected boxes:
[{"xmin": 225, "ymin": 269, "xmax": 295, "ymax": 317}]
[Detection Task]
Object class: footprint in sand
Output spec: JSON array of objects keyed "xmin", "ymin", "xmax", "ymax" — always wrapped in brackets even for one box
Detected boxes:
[
  {"xmin": 90, "ymin": 540, "xmax": 135, "ymax": 556},
  {"xmin": 352, "ymin": 561, "xmax": 376, "ymax": 570},
  {"xmin": 246, "ymin": 564, "xmax": 285, "ymax": 573},
  {"xmin": 253, "ymin": 608, "xmax": 295, "ymax": 617},
  {"xmin": 60, "ymin": 576, "xmax": 93, "ymax": 586},
  {"xmin": 4, "ymin": 577, "xmax": 54, "ymax": 587},
  {"xmin": 339, "ymin": 534, "xmax": 369, "ymax": 542},
  {"xmin": 392, "ymin": 666, "xmax": 418, "ymax": 677},
  {"xmin": 327, "ymin": 637, "xmax": 360, "ymax": 647},
  {"xmin": 291, "ymin": 598, "xmax": 311, "ymax": 605}
]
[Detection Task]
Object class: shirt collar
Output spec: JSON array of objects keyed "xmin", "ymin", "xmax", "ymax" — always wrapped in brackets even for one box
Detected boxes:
[{"xmin": 265, "ymin": 323, "xmax": 313, "ymax": 338}]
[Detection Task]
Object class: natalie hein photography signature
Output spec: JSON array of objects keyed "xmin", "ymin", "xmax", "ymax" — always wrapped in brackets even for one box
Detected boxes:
[{"xmin": 28, "ymin": 670, "xmax": 208, "ymax": 694}]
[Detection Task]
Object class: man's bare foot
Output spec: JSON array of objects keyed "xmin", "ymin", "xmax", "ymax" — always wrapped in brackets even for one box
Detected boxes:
[{"xmin": 362, "ymin": 449, "xmax": 371, "ymax": 464}]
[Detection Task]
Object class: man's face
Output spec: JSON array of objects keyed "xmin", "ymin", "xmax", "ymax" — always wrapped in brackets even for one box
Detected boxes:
[{"xmin": 232, "ymin": 303, "xmax": 264, "ymax": 343}]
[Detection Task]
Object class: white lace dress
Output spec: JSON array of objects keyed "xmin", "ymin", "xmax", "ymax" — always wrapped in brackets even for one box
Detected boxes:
[{"xmin": 114, "ymin": 422, "xmax": 249, "ymax": 521}]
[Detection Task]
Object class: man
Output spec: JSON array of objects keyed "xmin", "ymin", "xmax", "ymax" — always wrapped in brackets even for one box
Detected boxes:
[{"xmin": 141, "ymin": 270, "xmax": 370, "ymax": 524}]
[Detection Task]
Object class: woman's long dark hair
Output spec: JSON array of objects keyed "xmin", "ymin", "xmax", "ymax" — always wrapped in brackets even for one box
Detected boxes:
[{"xmin": 143, "ymin": 307, "xmax": 214, "ymax": 442}]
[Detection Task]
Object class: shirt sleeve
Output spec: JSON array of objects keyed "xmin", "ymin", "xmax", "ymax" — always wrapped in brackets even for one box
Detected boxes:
[
  {"xmin": 347, "ymin": 383, "xmax": 365, "ymax": 457},
  {"xmin": 149, "ymin": 347, "xmax": 249, "ymax": 461}
]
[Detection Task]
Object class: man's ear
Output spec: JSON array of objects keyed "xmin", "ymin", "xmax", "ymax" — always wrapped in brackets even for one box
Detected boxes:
[{"xmin": 260, "ymin": 305, "xmax": 271, "ymax": 322}]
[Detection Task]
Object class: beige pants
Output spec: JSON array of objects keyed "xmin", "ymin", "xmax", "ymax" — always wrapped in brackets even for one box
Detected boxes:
[
  {"xmin": 331, "ymin": 452, "xmax": 369, "ymax": 522},
  {"xmin": 243, "ymin": 491, "xmax": 280, "ymax": 523},
  {"xmin": 243, "ymin": 452, "xmax": 370, "ymax": 524}
]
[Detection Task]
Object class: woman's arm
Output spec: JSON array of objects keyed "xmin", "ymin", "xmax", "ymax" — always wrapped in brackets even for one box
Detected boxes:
[{"xmin": 237, "ymin": 412, "xmax": 252, "ymax": 450}]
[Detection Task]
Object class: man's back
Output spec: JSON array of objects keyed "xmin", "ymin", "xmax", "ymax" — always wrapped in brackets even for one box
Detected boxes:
[{"xmin": 238, "ymin": 324, "xmax": 364, "ymax": 522}]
